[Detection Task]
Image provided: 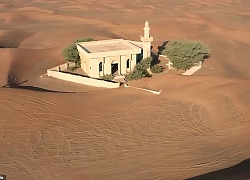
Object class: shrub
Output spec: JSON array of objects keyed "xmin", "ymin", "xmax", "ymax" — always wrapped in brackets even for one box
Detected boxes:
[
  {"xmin": 140, "ymin": 57, "xmax": 153, "ymax": 69},
  {"xmin": 161, "ymin": 40, "xmax": 210, "ymax": 70},
  {"xmin": 101, "ymin": 74, "xmax": 114, "ymax": 81},
  {"xmin": 125, "ymin": 67, "xmax": 149, "ymax": 81},
  {"xmin": 62, "ymin": 37, "xmax": 95, "ymax": 67},
  {"xmin": 151, "ymin": 65, "xmax": 164, "ymax": 73},
  {"xmin": 67, "ymin": 66, "xmax": 78, "ymax": 72},
  {"xmin": 125, "ymin": 57, "xmax": 152, "ymax": 81}
]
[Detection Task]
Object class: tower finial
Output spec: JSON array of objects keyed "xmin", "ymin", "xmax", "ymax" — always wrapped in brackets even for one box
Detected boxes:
[{"xmin": 145, "ymin": 21, "xmax": 149, "ymax": 27}]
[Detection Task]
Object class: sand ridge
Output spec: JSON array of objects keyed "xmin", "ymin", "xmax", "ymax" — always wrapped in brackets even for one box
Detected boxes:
[{"xmin": 0, "ymin": 0, "xmax": 250, "ymax": 179}]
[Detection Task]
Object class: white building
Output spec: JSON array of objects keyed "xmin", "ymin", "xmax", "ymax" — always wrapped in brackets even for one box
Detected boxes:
[{"xmin": 76, "ymin": 21, "xmax": 153, "ymax": 78}]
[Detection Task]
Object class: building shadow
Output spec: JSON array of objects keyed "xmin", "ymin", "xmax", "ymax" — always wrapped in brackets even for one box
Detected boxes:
[
  {"xmin": 9, "ymin": 85, "xmax": 76, "ymax": 93},
  {"xmin": 185, "ymin": 159, "xmax": 250, "ymax": 180},
  {"xmin": 157, "ymin": 41, "xmax": 169, "ymax": 55}
]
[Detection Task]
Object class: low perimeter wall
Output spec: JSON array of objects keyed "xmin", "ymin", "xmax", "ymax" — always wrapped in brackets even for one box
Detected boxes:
[
  {"xmin": 47, "ymin": 67, "xmax": 120, "ymax": 89},
  {"xmin": 49, "ymin": 63, "xmax": 68, "ymax": 71},
  {"xmin": 182, "ymin": 62, "xmax": 202, "ymax": 76}
]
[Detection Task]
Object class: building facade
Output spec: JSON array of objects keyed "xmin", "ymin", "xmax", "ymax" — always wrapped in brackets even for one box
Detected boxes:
[{"xmin": 76, "ymin": 21, "xmax": 153, "ymax": 78}]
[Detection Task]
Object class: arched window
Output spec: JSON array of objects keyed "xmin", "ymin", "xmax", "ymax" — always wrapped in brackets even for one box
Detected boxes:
[
  {"xmin": 99, "ymin": 62, "xmax": 102, "ymax": 72},
  {"xmin": 126, "ymin": 59, "xmax": 129, "ymax": 68}
]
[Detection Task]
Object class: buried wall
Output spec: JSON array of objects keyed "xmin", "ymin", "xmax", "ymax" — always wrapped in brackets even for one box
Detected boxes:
[
  {"xmin": 48, "ymin": 63, "xmax": 68, "ymax": 71},
  {"xmin": 47, "ymin": 64, "xmax": 120, "ymax": 88}
]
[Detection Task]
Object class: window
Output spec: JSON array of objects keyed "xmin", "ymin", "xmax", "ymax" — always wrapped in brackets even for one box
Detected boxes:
[
  {"xmin": 99, "ymin": 62, "xmax": 103, "ymax": 72},
  {"xmin": 126, "ymin": 59, "xmax": 130, "ymax": 68}
]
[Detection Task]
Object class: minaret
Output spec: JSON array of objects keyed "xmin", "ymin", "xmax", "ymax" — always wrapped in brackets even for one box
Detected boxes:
[{"xmin": 140, "ymin": 21, "xmax": 153, "ymax": 59}]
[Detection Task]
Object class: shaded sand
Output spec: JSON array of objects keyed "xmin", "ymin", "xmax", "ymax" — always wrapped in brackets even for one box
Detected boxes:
[
  {"xmin": 1, "ymin": 0, "xmax": 250, "ymax": 179},
  {"xmin": 186, "ymin": 159, "xmax": 250, "ymax": 180}
]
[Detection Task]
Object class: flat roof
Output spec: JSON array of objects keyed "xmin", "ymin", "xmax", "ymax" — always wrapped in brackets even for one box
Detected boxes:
[
  {"xmin": 76, "ymin": 39, "xmax": 142, "ymax": 58},
  {"xmin": 127, "ymin": 41, "xmax": 143, "ymax": 49},
  {"xmin": 81, "ymin": 41, "xmax": 133, "ymax": 53}
]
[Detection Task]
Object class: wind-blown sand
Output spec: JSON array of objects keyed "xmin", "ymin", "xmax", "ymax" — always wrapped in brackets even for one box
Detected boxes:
[{"xmin": 0, "ymin": 0, "xmax": 250, "ymax": 179}]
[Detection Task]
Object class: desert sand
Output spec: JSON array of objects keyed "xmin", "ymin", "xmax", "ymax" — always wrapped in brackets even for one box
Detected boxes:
[{"xmin": 0, "ymin": 0, "xmax": 250, "ymax": 179}]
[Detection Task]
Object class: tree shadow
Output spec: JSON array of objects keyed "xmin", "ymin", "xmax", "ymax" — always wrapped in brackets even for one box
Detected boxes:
[
  {"xmin": 185, "ymin": 159, "xmax": 250, "ymax": 180},
  {"xmin": 2, "ymin": 73, "xmax": 23, "ymax": 88},
  {"xmin": 157, "ymin": 40, "xmax": 169, "ymax": 55},
  {"xmin": 201, "ymin": 54, "xmax": 210, "ymax": 64},
  {"xmin": 1, "ymin": 73, "xmax": 81, "ymax": 93},
  {"xmin": 151, "ymin": 52, "xmax": 160, "ymax": 66}
]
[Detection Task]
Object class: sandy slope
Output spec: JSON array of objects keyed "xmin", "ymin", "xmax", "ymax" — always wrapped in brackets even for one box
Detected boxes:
[
  {"xmin": 0, "ymin": 0, "xmax": 250, "ymax": 179},
  {"xmin": 1, "ymin": 76, "xmax": 250, "ymax": 180}
]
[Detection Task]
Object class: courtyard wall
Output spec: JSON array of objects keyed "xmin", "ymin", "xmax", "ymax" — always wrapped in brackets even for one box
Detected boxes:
[{"xmin": 47, "ymin": 63, "xmax": 120, "ymax": 88}]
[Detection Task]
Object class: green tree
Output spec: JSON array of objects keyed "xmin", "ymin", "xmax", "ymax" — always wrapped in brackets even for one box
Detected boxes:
[
  {"xmin": 161, "ymin": 40, "xmax": 210, "ymax": 70},
  {"xmin": 62, "ymin": 38, "xmax": 95, "ymax": 67}
]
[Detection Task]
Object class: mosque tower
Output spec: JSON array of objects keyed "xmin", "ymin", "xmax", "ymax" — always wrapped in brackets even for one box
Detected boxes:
[{"xmin": 140, "ymin": 21, "xmax": 153, "ymax": 59}]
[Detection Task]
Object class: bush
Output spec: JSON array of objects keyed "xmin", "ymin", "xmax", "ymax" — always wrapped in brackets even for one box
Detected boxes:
[
  {"xmin": 125, "ymin": 67, "xmax": 149, "ymax": 81},
  {"xmin": 151, "ymin": 65, "xmax": 164, "ymax": 73},
  {"xmin": 63, "ymin": 37, "xmax": 95, "ymax": 67},
  {"xmin": 125, "ymin": 57, "xmax": 152, "ymax": 81},
  {"xmin": 140, "ymin": 57, "xmax": 153, "ymax": 69},
  {"xmin": 101, "ymin": 74, "xmax": 114, "ymax": 81},
  {"xmin": 161, "ymin": 40, "xmax": 210, "ymax": 70},
  {"xmin": 67, "ymin": 66, "xmax": 78, "ymax": 72}
]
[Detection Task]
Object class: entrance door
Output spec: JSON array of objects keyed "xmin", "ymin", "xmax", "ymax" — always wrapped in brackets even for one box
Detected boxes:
[{"xmin": 111, "ymin": 61, "xmax": 119, "ymax": 75}]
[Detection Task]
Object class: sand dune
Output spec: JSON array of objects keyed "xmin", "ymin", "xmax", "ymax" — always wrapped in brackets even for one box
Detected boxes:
[
  {"xmin": 0, "ymin": 0, "xmax": 250, "ymax": 179},
  {"xmin": 0, "ymin": 2, "xmax": 15, "ymax": 10},
  {"xmin": 1, "ymin": 75, "xmax": 250, "ymax": 180}
]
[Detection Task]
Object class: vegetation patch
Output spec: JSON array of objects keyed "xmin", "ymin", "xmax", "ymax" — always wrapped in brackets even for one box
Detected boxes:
[
  {"xmin": 125, "ymin": 57, "xmax": 152, "ymax": 81},
  {"xmin": 161, "ymin": 40, "xmax": 210, "ymax": 70},
  {"xmin": 100, "ymin": 74, "xmax": 114, "ymax": 81},
  {"xmin": 151, "ymin": 65, "xmax": 164, "ymax": 73},
  {"xmin": 63, "ymin": 38, "xmax": 95, "ymax": 67}
]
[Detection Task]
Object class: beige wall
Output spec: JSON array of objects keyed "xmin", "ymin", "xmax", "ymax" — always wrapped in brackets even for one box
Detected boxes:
[
  {"xmin": 77, "ymin": 51, "xmax": 138, "ymax": 78},
  {"xmin": 120, "ymin": 55, "xmax": 127, "ymax": 74},
  {"xmin": 48, "ymin": 63, "xmax": 68, "ymax": 71},
  {"xmin": 47, "ymin": 69, "xmax": 120, "ymax": 88},
  {"xmin": 82, "ymin": 53, "xmax": 139, "ymax": 78},
  {"xmin": 131, "ymin": 54, "xmax": 137, "ymax": 71},
  {"xmin": 89, "ymin": 58, "xmax": 99, "ymax": 78},
  {"xmin": 77, "ymin": 46, "xmax": 90, "ymax": 74}
]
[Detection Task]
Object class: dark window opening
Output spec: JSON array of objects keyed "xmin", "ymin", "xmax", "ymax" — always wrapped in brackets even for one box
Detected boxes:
[
  {"xmin": 126, "ymin": 59, "xmax": 130, "ymax": 68},
  {"xmin": 99, "ymin": 62, "xmax": 102, "ymax": 72},
  {"xmin": 136, "ymin": 53, "xmax": 143, "ymax": 63}
]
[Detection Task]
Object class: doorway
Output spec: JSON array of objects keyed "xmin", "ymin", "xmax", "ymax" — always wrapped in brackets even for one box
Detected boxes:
[{"xmin": 111, "ymin": 61, "xmax": 119, "ymax": 75}]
